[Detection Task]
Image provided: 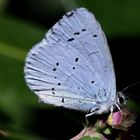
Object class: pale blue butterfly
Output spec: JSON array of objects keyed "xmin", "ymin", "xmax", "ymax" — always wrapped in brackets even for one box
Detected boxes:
[{"xmin": 24, "ymin": 7, "xmax": 126, "ymax": 117}]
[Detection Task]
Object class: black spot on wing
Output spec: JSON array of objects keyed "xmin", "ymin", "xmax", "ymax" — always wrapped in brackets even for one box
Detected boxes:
[
  {"xmin": 93, "ymin": 34, "xmax": 97, "ymax": 37},
  {"xmin": 82, "ymin": 29, "xmax": 87, "ymax": 32},
  {"xmin": 67, "ymin": 38, "xmax": 75, "ymax": 42},
  {"xmin": 53, "ymin": 68, "xmax": 57, "ymax": 71},
  {"xmin": 91, "ymin": 81, "xmax": 94, "ymax": 84},
  {"xmin": 51, "ymin": 88, "xmax": 55, "ymax": 91},
  {"xmin": 58, "ymin": 83, "xmax": 61, "ymax": 86},
  {"xmin": 56, "ymin": 62, "xmax": 59, "ymax": 66},
  {"xmin": 72, "ymin": 67, "xmax": 75, "ymax": 70},
  {"xmin": 74, "ymin": 32, "xmax": 80, "ymax": 35},
  {"xmin": 66, "ymin": 12, "xmax": 74, "ymax": 17},
  {"xmin": 61, "ymin": 98, "xmax": 64, "ymax": 103},
  {"xmin": 75, "ymin": 57, "xmax": 79, "ymax": 62}
]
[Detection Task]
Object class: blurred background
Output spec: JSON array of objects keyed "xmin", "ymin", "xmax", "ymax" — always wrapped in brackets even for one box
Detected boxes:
[{"xmin": 0, "ymin": 0, "xmax": 140, "ymax": 140}]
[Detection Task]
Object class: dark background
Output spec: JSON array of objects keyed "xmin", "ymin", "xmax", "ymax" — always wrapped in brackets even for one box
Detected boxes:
[{"xmin": 0, "ymin": 0, "xmax": 140, "ymax": 139}]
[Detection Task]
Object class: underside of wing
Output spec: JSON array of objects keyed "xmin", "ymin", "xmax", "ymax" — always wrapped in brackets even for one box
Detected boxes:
[{"xmin": 24, "ymin": 8, "xmax": 116, "ymax": 111}]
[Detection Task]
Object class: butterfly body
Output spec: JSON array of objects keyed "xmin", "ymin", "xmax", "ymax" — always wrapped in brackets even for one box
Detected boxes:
[{"xmin": 24, "ymin": 8, "xmax": 123, "ymax": 115}]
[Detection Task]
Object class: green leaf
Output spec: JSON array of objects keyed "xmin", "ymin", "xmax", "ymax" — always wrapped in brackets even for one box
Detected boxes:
[
  {"xmin": 127, "ymin": 99, "xmax": 140, "ymax": 113},
  {"xmin": 0, "ymin": 16, "xmax": 48, "ymax": 136},
  {"xmin": 0, "ymin": 16, "xmax": 45, "ymax": 50},
  {"xmin": 80, "ymin": 136, "xmax": 102, "ymax": 140},
  {"xmin": 0, "ymin": 42, "xmax": 26, "ymax": 61},
  {"xmin": 0, "ymin": 131, "xmax": 46, "ymax": 140},
  {"xmin": 76, "ymin": 0, "xmax": 140, "ymax": 37},
  {"xmin": 80, "ymin": 136, "xmax": 92, "ymax": 140}
]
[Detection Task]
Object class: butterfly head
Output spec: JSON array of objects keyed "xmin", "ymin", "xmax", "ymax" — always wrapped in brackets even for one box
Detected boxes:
[{"xmin": 117, "ymin": 91, "xmax": 128, "ymax": 106}]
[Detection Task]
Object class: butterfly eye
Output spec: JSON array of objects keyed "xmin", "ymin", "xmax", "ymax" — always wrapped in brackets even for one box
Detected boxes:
[
  {"xmin": 118, "ymin": 96, "xmax": 125, "ymax": 104},
  {"xmin": 118, "ymin": 92, "xmax": 127, "ymax": 105}
]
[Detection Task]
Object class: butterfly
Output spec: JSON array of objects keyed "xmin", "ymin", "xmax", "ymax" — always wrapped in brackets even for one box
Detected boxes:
[{"xmin": 24, "ymin": 7, "xmax": 126, "ymax": 117}]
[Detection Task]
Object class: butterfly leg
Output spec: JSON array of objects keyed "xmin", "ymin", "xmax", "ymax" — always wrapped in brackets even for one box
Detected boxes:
[
  {"xmin": 86, "ymin": 111, "xmax": 96, "ymax": 117},
  {"xmin": 111, "ymin": 104, "xmax": 122, "ymax": 127},
  {"xmin": 115, "ymin": 103, "xmax": 122, "ymax": 113},
  {"xmin": 85, "ymin": 111, "xmax": 96, "ymax": 127},
  {"xmin": 85, "ymin": 116, "xmax": 89, "ymax": 127},
  {"xmin": 85, "ymin": 108, "xmax": 99, "ymax": 126}
]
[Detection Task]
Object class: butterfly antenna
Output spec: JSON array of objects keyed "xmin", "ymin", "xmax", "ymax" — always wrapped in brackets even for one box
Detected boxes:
[
  {"xmin": 122, "ymin": 81, "xmax": 140, "ymax": 93},
  {"xmin": 122, "ymin": 81, "xmax": 140, "ymax": 98}
]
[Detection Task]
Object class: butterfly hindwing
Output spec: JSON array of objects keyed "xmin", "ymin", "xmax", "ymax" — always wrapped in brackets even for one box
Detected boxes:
[{"xmin": 24, "ymin": 8, "xmax": 116, "ymax": 112}]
